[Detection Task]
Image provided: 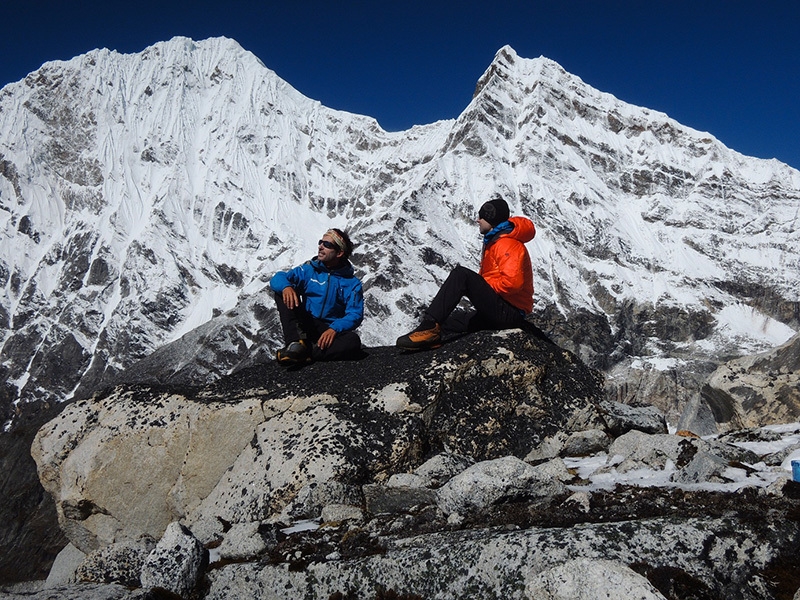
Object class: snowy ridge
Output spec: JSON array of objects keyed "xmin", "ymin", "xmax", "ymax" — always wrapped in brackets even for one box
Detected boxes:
[{"xmin": 0, "ymin": 38, "xmax": 798, "ymax": 417}]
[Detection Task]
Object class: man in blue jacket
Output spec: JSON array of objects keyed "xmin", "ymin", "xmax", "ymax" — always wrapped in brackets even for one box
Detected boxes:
[{"xmin": 270, "ymin": 228, "xmax": 364, "ymax": 364}]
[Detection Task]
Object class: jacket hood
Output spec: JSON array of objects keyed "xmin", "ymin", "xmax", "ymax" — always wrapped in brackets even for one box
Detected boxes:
[{"xmin": 505, "ymin": 216, "xmax": 536, "ymax": 243}]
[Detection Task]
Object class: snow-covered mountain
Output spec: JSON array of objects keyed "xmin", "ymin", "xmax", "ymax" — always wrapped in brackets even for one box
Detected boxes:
[{"xmin": 1, "ymin": 37, "xmax": 798, "ymax": 427}]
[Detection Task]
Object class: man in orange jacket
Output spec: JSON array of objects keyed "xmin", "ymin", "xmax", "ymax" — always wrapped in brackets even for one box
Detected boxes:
[{"xmin": 396, "ymin": 196, "xmax": 535, "ymax": 349}]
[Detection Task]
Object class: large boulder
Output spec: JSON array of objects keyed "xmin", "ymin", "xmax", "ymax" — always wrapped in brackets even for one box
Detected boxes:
[
  {"xmin": 32, "ymin": 390, "xmax": 265, "ymax": 552},
  {"xmin": 31, "ymin": 329, "xmax": 609, "ymax": 551},
  {"xmin": 525, "ymin": 558, "xmax": 667, "ymax": 600}
]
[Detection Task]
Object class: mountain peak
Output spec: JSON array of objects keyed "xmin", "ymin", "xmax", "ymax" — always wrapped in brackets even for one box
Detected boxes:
[
  {"xmin": 473, "ymin": 46, "xmax": 575, "ymax": 101},
  {"xmin": 490, "ymin": 45, "xmax": 564, "ymax": 74},
  {"xmin": 493, "ymin": 44, "xmax": 520, "ymax": 65}
]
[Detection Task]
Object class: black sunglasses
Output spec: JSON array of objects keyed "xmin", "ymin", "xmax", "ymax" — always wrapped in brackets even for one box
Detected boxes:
[{"xmin": 318, "ymin": 239, "xmax": 337, "ymax": 250}]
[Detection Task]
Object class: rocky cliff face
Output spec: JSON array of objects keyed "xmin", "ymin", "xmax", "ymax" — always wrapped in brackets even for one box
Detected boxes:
[{"xmin": 0, "ymin": 399, "xmax": 66, "ymax": 582}]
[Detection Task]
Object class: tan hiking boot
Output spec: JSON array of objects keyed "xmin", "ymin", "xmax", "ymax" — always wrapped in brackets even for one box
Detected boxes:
[{"xmin": 396, "ymin": 322, "xmax": 442, "ymax": 350}]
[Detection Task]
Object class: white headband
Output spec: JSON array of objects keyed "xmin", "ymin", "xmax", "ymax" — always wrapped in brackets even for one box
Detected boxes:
[{"xmin": 325, "ymin": 229, "xmax": 346, "ymax": 253}]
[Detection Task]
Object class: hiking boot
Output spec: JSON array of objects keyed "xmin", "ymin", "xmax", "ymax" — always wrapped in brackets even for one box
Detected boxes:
[
  {"xmin": 276, "ymin": 340, "xmax": 311, "ymax": 365},
  {"xmin": 396, "ymin": 322, "xmax": 442, "ymax": 350}
]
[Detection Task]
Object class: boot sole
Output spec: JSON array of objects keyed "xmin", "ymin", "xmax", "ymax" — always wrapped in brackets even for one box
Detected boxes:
[
  {"xmin": 276, "ymin": 352, "xmax": 312, "ymax": 365},
  {"xmin": 396, "ymin": 341, "xmax": 443, "ymax": 351}
]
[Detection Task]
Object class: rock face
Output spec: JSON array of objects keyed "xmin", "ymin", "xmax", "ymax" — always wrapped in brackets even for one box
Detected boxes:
[
  {"xmin": 31, "ymin": 329, "xmax": 608, "ymax": 551},
  {"xmin": 0, "ymin": 400, "xmax": 67, "ymax": 582},
  {"xmin": 680, "ymin": 333, "xmax": 800, "ymax": 435},
  {"xmin": 205, "ymin": 511, "xmax": 798, "ymax": 600}
]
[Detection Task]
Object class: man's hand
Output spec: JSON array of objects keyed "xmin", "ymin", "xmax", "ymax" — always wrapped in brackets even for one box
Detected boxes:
[
  {"xmin": 282, "ymin": 287, "xmax": 300, "ymax": 309},
  {"xmin": 317, "ymin": 328, "xmax": 337, "ymax": 350}
]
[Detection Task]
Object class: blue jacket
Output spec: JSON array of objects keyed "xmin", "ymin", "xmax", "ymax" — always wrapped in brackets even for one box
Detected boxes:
[{"xmin": 270, "ymin": 258, "xmax": 364, "ymax": 333}]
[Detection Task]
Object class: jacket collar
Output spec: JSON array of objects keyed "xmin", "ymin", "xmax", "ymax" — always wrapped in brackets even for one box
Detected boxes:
[
  {"xmin": 483, "ymin": 220, "xmax": 514, "ymax": 246},
  {"xmin": 310, "ymin": 257, "xmax": 354, "ymax": 277}
]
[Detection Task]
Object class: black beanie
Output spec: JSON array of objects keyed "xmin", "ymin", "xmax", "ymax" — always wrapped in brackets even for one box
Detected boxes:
[{"xmin": 478, "ymin": 197, "xmax": 510, "ymax": 227}]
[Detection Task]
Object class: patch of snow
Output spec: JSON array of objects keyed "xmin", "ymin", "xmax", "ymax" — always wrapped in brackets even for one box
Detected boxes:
[
  {"xmin": 280, "ymin": 519, "xmax": 321, "ymax": 535},
  {"xmin": 629, "ymin": 356, "xmax": 683, "ymax": 371},
  {"xmin": 566, "ymin": 422, "xmax": 800, "ymax": 492},
  {"xmin": 713, "ymin": 303, "xmax": 797, "ymax": 349}
]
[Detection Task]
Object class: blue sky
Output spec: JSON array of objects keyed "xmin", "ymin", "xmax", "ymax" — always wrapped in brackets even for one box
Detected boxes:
[{"xmin": 3, "ymin": 1, "xmax": 799, "ymax": 169}]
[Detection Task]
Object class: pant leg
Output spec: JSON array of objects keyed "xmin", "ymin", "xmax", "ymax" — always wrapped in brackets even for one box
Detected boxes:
[
  {"xmin": 310, "ymin": 325, "xmax": 362, "ymax": 361},
  {"xmin": 441, "ymin": 309, "xmax": 493, "ymax": 334},
  {"xmin": 273, "ymin": 292, "xmax": 317, "ymax": 343},
  {"xmin": 426, "ymin": 265, "xmax": 525, "ymax": 330},
  {"xmin": 441, "ymin": 309, "xmax": 475, "ymax": 334}
]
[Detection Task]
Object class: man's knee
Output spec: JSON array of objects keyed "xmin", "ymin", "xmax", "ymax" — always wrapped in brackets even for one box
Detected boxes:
[
  {"xmin": 451, "ymin": 264, "xmax": 472, "ymax": 276},
  {"xmin": 337, "ymin": 331, "xmax": 362, "ymax": 353},
  {"xmin": 314, "ymin": 331, "xmax": 362, "ymax": 361},
  {"xmin": 447, "ymin": 264, "xmax": 477, "ymax": 285}
]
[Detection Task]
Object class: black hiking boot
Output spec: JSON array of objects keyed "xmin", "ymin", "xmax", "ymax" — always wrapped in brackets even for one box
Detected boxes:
[{"xmin": 276, "ymin": 340, "xmax": 312, "ymax": 365}]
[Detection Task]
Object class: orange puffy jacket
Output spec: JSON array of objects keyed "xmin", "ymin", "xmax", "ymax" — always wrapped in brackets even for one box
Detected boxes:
[{"xmin": 479, "ymin": 216, "xmax": 536, "ymax": 313}]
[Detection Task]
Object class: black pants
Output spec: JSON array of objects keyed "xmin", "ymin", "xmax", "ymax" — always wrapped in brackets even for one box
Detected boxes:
[
  {"xmin": 274, "ymin": 293, "xmax": 362, "ymax": 361},
  {"xmin": 425, "ymin": 265, "xmax": 526, "ymax": 333}
]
